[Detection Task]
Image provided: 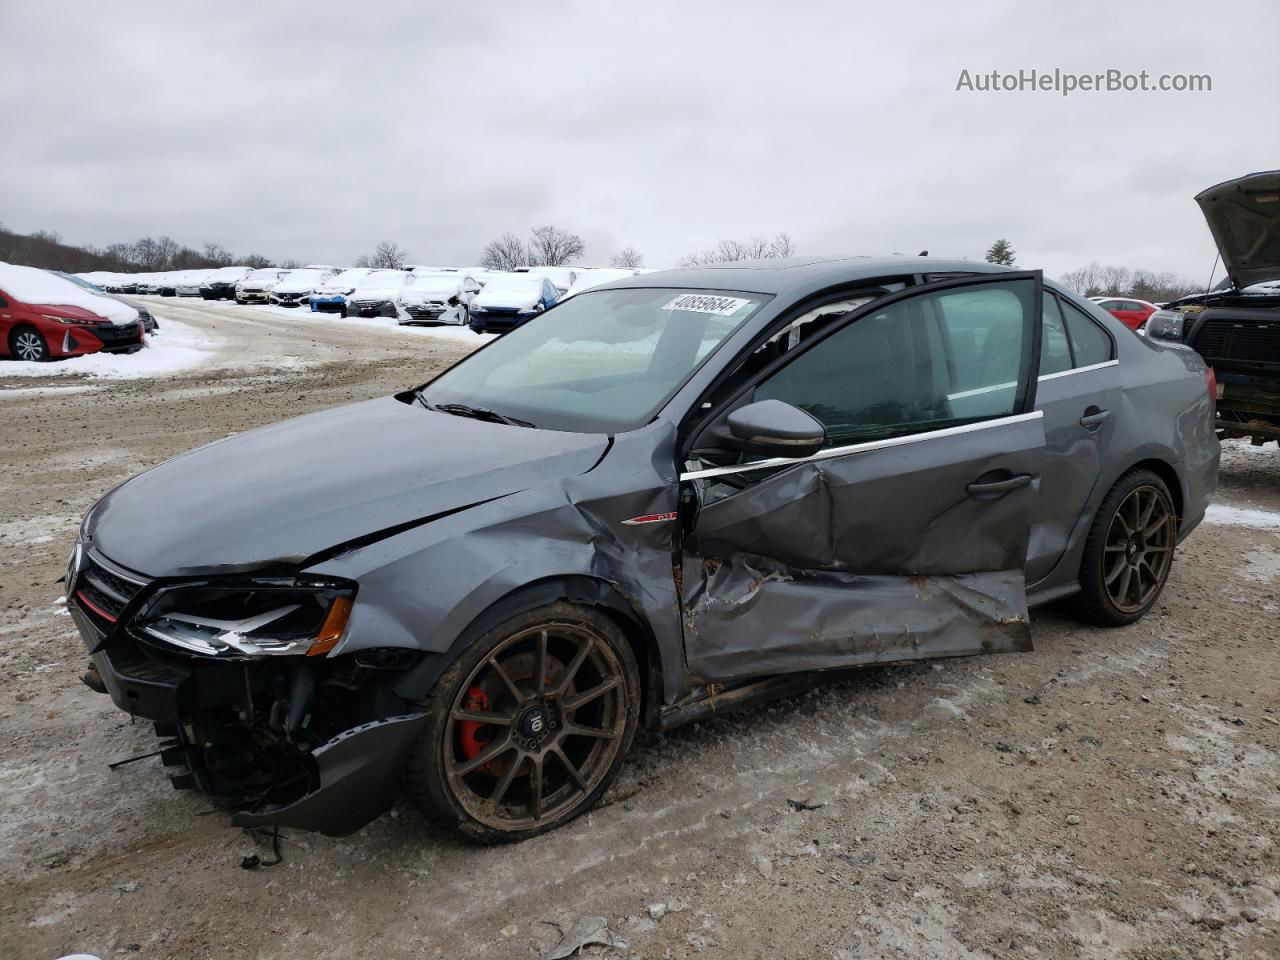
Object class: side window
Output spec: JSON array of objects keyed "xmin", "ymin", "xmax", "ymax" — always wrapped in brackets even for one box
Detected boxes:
[
  {"xmin": 0, "ymin": 293, "xmax": 7, "ymax": 308},
  {"xmin": 752, "ymin": 278, "xmax": 1034, "ymax": 446},
  {"xmin": 1060, "ymin": 298, "xmax": 1113, "ymax": 366},
  {"xmin": 1040, "ymin": 295, "xmax": 1073, "ymax": 375}
]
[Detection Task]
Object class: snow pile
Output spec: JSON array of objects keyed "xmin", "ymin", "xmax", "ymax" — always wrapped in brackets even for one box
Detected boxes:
[
  {"xmin": 1203, "ymin": 503, "xmax": 1280, "ymax": 530},
  {"xmin": 0, "ymin": 262, "xmax": 139, "ymax": 326},
  {"xmin": 1, "ymin": 316, "xmax": 219, "ymax": 379}
]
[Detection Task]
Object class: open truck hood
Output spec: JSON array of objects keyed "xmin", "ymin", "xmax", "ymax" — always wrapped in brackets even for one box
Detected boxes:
[
  {"xmin": 1196, "ymin": 170, "xmax": 1280, "ymax": 290},
  {"xmin": 90, "ymin": 396, "xmax": 609, "ymax": 577}
]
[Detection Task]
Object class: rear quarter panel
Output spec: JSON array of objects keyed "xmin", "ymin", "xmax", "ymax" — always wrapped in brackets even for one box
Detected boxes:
[{"xmin": 1080, "ymin": 296, "xmax": 1219, "ymax": 532}]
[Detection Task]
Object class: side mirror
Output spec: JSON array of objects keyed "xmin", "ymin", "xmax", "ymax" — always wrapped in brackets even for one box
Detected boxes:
[{"xmin": 726, "ymin": 399, "xmax": 826, "ymax": 458}]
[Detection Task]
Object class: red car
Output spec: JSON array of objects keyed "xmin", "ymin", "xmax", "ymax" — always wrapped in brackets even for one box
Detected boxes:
[
  {"xmin": 1, "ymin": 264, "xmax": 144, "ymax": 362},
  {"xmin": 1092, "ymin": 297, "xmax": 1160, "ymax": 331}
]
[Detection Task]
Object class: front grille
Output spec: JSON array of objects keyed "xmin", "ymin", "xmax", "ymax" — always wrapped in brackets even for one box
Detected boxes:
[
  {"xmin": 74, "ymin": 553, "xmax": 148, "ymax": 627},
  {"xmin": 1192, "ymin": 317, "xmax": 1280, "ymax": 365},
  {"xmin": 407, "ymin": 305, "xmax": 445, "ymax": 319}
]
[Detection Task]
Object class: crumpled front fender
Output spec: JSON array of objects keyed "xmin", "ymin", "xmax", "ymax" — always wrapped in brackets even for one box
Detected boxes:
[{"xmin": 231, "ymin": 713, "xmax": 429, "ymax": 836}]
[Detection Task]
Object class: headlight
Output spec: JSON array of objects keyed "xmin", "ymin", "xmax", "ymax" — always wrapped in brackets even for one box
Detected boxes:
[
  {"xmin": 1144, "ymin": 309, "xmax": 1186, "ymax": 342},
  {"xmin": 43, "ymin": 314, "xmax": 102, "ymax": 325},
  {"xmin": 133, "ymin": 576, "xmax": 356, "ymax": 659}
]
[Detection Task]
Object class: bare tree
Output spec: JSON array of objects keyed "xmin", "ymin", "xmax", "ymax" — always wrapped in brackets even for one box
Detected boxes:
[
  {"xmin": 1098, "ymin": 264, "xmax": 1132, "ymax": 295},
  {"xmin": 358, "ymin": 240, "xmax": 408, "ymax": 269},
  {"xmin": 242, "ymin": 253, "xmax": 273, "ymax": 268},
  {"xmin": 278, "ymin": 259, "xmax": 303, "ymax": 269},
  {"xmin": 202, "ymin": 243, "xmax": 234, "ymax": 267},
  {"xmin": 480, "ymin": 232, "xmax": 528, "ymax": 272},
  {"xmin": 527, "ymin": 225, "xmax": 585, "ymax": 267},
  {"xmin": 610, "ymin": 247, "xmax": 645, "ymax": 269},
  {"xmin": 679, "ymin": 232, "xmax": 797, "ymax": 267},
  {"xmin": 31, "ymin": 228, "xmax": 62, "ymax": 244},
  {"xmin": 1059, "ymin": 261, "xmax": 1105, "ymax": 296}
]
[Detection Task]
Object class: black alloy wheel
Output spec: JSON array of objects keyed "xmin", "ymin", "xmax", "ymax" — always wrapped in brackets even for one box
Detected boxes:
[{"xmin": 1077, "ymin": 469, "xmax": 1177, "ymax": 625}]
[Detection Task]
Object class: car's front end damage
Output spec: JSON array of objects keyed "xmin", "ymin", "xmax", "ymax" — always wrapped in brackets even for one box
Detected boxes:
[
  {"xmin": 66, "ymin": 394, "xmax": 623, "ymax": 835},
  {"xmin": 73, "ymin": 544, "xmax": 626, "ymax": 841},
  {"xmin": 69, "ymin": 546, "xmax": 431, "ymax": 835}
]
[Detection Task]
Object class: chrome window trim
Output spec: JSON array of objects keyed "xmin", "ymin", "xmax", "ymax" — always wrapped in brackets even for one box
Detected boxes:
[
  {"xmin": 680, "ymin": 410, "xmax": 1045, "ymax": 481},
  {"xmin": 1037, "ymin": 358, "xmax": 1119, "ymax": 382}
]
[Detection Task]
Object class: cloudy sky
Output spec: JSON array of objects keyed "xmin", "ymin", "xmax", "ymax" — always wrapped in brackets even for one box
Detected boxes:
[{"xmin": 2, "ymin": 0, "xmax": 1277, "ymax": 282}]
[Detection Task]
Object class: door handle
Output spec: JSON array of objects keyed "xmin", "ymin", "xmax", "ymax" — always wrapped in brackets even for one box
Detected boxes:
[
  {"xmin": 966, "ymin": 474, "xmax": 1033, "ymax": 497},
  {"xmin": 1079, "ymin": 408, "xmax": 1111, "ymax": 430}
]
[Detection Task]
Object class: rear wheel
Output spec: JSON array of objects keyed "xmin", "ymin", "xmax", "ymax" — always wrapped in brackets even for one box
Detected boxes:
[
  {"xmin": 10, "ymin": 326, "xmax": 49, "ymax": 362},
  {"xmin": 1076, "ymin": 469, "xmax": 1177, "ymax": 625},
  {"xmin": 405, "ymin": 603, "xmax": 640, "ymax": 843}
]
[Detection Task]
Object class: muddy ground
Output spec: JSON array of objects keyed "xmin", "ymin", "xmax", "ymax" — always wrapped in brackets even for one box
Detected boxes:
[{"xmin": 1, "ymin": 298, "xmax": 1277, "ymax": 960}]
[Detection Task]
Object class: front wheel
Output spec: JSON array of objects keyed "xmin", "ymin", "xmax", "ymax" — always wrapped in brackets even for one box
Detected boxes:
[
  {"xmin": 405, "ymin": 603, "xmax": 640, "ymax": 843},
  {"xmin": 1075, "ymin": 469, "xmax": 1177, "ymax": 625},
  {"xmin": 10, "ymin": 326, "xmax": 50, "ymax": 362}
]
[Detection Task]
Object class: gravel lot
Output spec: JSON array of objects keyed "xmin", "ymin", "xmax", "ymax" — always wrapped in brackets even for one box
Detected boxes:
[{"xmin": 2, "ymin": 299, "xmax": 1278, "ymax": 960}]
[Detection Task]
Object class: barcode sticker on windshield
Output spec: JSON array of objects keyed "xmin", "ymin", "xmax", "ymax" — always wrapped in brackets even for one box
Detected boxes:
[{"xmin": 662, "ymin": 294, "xmax": 752, "ymax": 316}]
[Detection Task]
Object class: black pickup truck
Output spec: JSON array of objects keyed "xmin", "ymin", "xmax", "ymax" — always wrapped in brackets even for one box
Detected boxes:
[{"xmin": 1146, "ymin": 170, "xmax": 1280, "ymax": 445}]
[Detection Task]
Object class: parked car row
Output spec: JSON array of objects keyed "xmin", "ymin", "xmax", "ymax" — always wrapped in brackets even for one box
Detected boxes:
[
  {"xmin": 79, "ymin": 264, "xmax": 648, "ymax": 335},
  {"xmin": 1, "ymin": 262, "xmax": 149, "ymax": 362}
]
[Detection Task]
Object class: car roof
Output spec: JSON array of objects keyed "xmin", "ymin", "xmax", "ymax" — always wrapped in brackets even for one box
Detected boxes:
[{"xmin": 599, "ymin": 256, "xmax": 1013, "ymax": 296}]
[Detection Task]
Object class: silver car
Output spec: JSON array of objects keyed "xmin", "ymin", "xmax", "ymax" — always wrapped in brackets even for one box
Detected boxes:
[{"xmin": 68, "ymin": 257, "xmax": 1217, "ymax": 842}]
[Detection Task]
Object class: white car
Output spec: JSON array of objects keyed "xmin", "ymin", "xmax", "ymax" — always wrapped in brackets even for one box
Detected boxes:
[
  {"xmin": 174, "ymin": 270, "xmax": 215, "ymax": 297},
  {"xmin": 235, "ymin": 268, "xmax": 287, "ymax": 305},
  {"xmin": 346, "ymin": 270, "xmax": 412, "ymax": 318},
  {"xmin": 310, "ymin": 268, "xmax": 372, "ymax": 314},
  {"xmin": 269, "ymin": 267, "xmax": 338, "ymax": 307},
  {"xmin": 398, "ymin": 272, "xmax": 482, "ymax": 325}
]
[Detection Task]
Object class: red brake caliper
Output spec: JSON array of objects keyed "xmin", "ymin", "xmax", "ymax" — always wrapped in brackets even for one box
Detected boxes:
[{"xmin": 458, "ymin": 686, "xmax": 493, "ymax": 770}]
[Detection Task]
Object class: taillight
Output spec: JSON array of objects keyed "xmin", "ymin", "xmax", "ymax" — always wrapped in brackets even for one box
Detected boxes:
[{"xmin": 1205, "ymin": 366, "xmax": 1217, "ymax": 414}]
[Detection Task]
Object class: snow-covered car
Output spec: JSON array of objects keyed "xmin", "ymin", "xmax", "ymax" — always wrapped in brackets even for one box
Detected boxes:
[
  {"xmin": 235, "ymin": 268, "xmax": 287, "ymax": 305},
  {"xmin": 58, "ymin": 272, "xmax": 158, "ymax": 333},
  {"xmin": 173, "ymin": 271, "xmax": 211, "ymax": 297},
  {"xmin": 1, "ymin": 263, "xmax": 144, "ymax": 360},
  {"xmin": 199, "ymin": 267, "xmax": 253, "ymax": 300},
  {"xmin": 560, "ymin": 267, "xmax": 643, "ymax": 301},
  {"xmin": 346, "ymin": 269, "xmax": 412, "ymax": 318},
  {"xmin": 270, "ymin": 267, "xmax": 338, "ymax": 307},
  {"xmin": 134, "ymin": 274, "xmax": 163, "ymax": 296},
  {"xmin": 468, "ymin": 273, "xmax": 560, "ymax": 334},
  {"xmin": 310, "ymin": 268, "xmax": 372, "ymax": 315},
  {"xmin": 398, "ymin": 272, "xmax": 481, "ymax": 325},
  {"xmin": 518, "ymin": 266, "xmax": 578, "ymax": 296}
]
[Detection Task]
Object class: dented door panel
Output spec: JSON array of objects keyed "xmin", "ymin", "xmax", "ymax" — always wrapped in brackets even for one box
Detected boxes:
[{"xmin": 680, "ymin": 412, "xmax": 1045, "ymax": 683}]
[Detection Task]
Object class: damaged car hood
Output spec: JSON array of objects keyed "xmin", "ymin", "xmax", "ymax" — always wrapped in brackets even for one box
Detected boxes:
[
  {"xmin": 1196, "ymin": 170, "xmax": 1280, "ymax": 289},
  {"xmin": 91, "ymin": 396, "xmax": 609, "ymax": 577}
]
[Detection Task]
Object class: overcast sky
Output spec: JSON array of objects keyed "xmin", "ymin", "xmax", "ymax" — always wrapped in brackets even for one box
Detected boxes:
[{"xmin": 2, "ymin": 0, "xmax": 1276, "ymax": 282}]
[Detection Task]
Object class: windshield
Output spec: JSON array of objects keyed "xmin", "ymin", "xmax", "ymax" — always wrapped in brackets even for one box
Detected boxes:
[
  {"xmin": 357, "ymin": 270, "xmax": 408, "ymax": 289},
  {"xmin": 421, "ymin": 287, "xmax": 767, "ymax": 432},
  {"xmin": 246, "ymin": 269, "xmax": 279, "ymax": 281}
]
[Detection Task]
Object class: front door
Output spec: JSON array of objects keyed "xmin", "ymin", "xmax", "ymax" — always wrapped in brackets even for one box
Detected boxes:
[{"xmin": 679, "ymin": 273, "xmax": 1047, "ymax": 684}]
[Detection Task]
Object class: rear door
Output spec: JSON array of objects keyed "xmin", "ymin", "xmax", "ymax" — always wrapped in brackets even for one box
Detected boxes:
[
  {"xmin": 679, "ymin": 273, "xmax": 1046, "ymax": 683},
  {"xmin": 1024, "ymin": 293, "xmax": 1120, "ymax": 584}
]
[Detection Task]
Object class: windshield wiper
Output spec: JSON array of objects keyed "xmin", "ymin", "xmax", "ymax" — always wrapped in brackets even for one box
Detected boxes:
[{"xmin": 417, "ymin": 394, "xmax": 535, "ymax": 428}]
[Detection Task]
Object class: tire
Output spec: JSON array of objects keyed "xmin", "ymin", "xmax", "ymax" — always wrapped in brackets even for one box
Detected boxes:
[
  {"xmin": 405, "ymin": 602, "xmax": 641, "ymax": 844},
  {"xmin": 10, "ymin": 326, "xmax": 50, "ymax": 362},
  {"xmin": 1075, "ymin": 469, "xmax": 1177, "ymax": 626}
]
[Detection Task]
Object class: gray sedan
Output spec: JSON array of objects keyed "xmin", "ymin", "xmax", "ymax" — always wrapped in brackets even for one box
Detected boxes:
[{"xmin": 68, "ymin": 257, "xmax": 1217, "ymax": 842}]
